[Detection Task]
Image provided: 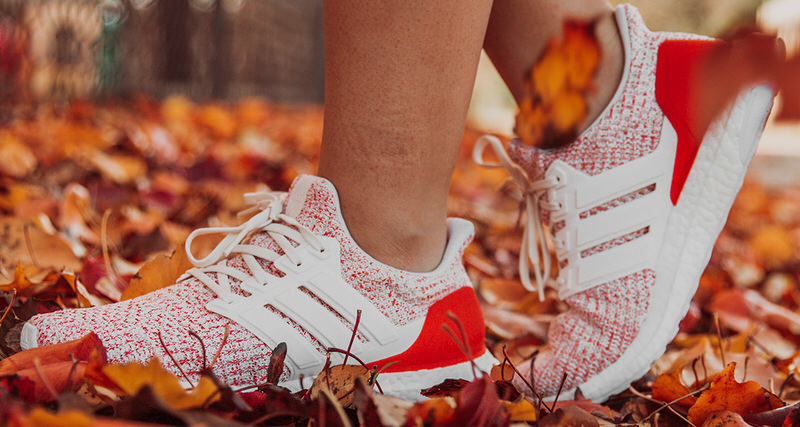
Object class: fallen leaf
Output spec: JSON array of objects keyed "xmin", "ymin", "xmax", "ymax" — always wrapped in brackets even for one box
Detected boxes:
[
  {"xmin": 310, "ymin": 364, "xmax": 371, "ymax": 407},
  {"xmin": 0, "ymin": 216, "xmax": 82, "ymax": 275},
  {"xmin": 502, "ymin": 398, "xmax": 537, "ymax": 422},
  {"xmin": 743, "ymin": 401, "xmax": 800, "ymax": 427},
  {"xmin": 102, "ymin": 358, "xmax": 220, "ymax": 410},
  {"xmin": 652, "ymin": 369, "xmax": 698, "ymax": 406},
  {"xmin": 405, "ymin": 397, "xmax": 455, "ymax": 426},
  {"xmin": 447, "ymin": 375, "xmax": 510, "ymax": 427},
  {"xmin": 265, "ymin": 342, "xmax": 286, "ymax": 385},
  {"xmin": 120, "ymin": 247, "xmax": 192, "ymax": 300},
  {"xmin": 688, "ymin": 362, "xmax": 783, "ymax": 425},
  {"xmin": 22, "ymin": 408, "xmax": 94, "ymax": 427},
  {"xmin": 0, "ymin": 332, "xmax": 105, "ymax": 375},
  {"xmin": 701, "ymin": 410, "xmax": 750, "ymax": 427},
  {"xmin": 538, "ymin": 405, "xmax": 599, "ymax": 427}
]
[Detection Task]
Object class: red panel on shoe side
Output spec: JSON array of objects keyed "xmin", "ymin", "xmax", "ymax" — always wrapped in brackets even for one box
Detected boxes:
[
  {"xmin": 655, "ymin": 39, "xmax": 721, "ymax": 205},
  {"xmin": 368, "ymin": 286, "xmax": 486, "ymax": 373}
]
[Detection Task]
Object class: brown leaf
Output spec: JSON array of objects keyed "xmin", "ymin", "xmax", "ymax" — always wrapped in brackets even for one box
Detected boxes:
[
  {"xmin": 447, "ymin": 375, "xmax": 510, "ymax": 427},
  {"xmin": 311, "ymin": 364, "xmax": 371, "ymax": 407},
  {"xmin": 0, "ymin": 216, "xmax": 82, "ymax": 277},
  {"xmin": 701, "ymin": 410, "xmax": 750, "ymax": 427},
  {"xmin": 420, "ymin": 378, "xmax": 469, "ymax": 398},
  {"xmin": 265, "ymin": 342, "xmax": 286, "ymax": 385},
  {"xmin": 537, "ymin": 405, "xmax": 599, "ymax": 427},
  {"xmin": 120, "ymin": 246, "xmax": 192, "ymax": 300},
  {"xmin": 352, "ymin": 377, "xmax": 387, "ymax": 427},
  {"xmin": 688, "ymin": 362, "xmax": 783, "ymax": 425},
  {"xmin": 743, "ymin": 402, "xmax": 800, "ymax": 427}
]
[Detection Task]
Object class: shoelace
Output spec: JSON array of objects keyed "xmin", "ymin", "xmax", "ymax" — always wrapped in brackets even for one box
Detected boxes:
[
  {"xmin": 473, "ymin": 135, "xmax": 561, "ymax": 301},
  {"xmin": 182, "ymin": 191, "xmax": 325, "ymax": 303}
]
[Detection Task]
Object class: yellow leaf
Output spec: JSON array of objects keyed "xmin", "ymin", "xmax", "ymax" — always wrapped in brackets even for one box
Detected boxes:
[
  {"xmin": 503, "ymin": 399, "xmax": 538, "ymax": 422},
  {"xmin": 25, "ymin": 408, "xmax": 93, "ymax": 427},
  {"xmin": 102, "ymin": 358, "xmax": 219, "ymax": 410}
]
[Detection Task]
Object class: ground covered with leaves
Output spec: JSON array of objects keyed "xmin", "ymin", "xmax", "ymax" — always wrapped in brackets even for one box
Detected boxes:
[{"xmin": 1, "ymin": 97, "xmax": 800, "ymax": 426}]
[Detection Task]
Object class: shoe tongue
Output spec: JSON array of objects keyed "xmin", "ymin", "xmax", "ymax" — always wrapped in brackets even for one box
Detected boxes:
[{"xmin": 211, "ymin": 175, "xmax": 343, "ymax": 294}]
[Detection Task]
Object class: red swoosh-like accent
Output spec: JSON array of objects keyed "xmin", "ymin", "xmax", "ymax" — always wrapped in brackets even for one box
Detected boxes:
[
  {"xmin": 655, "ymin": 39, "xmax": 720, "ymax": 205},
  {"xmin": 369, "ymin": 287, "xmax": 486, "ymax": 373}
]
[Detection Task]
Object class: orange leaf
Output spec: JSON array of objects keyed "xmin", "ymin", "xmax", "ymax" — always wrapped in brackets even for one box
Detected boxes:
[
  {"xmin": 515, "ymin": 19, "xmax": 600, "ymax": 148},
  {"xmin": 0, "ymin": 333, "xmax": 104, "ymax": 402},
  {"xmin": 120, "ymin": 246, "xmax": 192, "ymax": 300},
  {"xmin": 0, "ymin": 332, "xmax": 106, "ymax": 375},
  {"xmin": 502, "ymin": 399, "xmax": 537, "ymax": 422},
  {"xmin": 651, "ymin": 369, "xmax": 697, "ymax": 407},
  {"xmin": 21, "ymin": 408, "xmax": 93, "ymax": 427},
  {"xmin": 405, "ymin": 397, "xmax": 456, "ymax": 425},
  {"xmin": 688, "ymin": 363, "xmax": 783, "ymax": 425}
]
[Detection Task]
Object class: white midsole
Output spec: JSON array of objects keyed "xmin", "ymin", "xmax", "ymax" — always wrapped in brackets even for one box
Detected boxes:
[
  {"xmin": 284, "ymin": 350, "xmax": 499, "ymax": 402},
  {"xmin": 573, "ymin": 85, "xmax": 775, "ymax": 402}
]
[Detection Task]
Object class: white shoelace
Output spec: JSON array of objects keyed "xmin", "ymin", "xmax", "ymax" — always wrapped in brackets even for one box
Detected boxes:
[
  {"xmin": 181, "ymin": 191, "xmax": 325, "ymax": 303},
  {"xmin": 473, "ymin": 135, "xmax": 561, "ymax": 301}
]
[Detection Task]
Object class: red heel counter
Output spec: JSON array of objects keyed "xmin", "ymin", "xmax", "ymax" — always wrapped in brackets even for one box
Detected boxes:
[
  {"xmin": 369, "ymin": 287, "xmax": 486, "ymax": 373},
  {"xmin": 655, "ymin": 39, "xmax": 721, "ymax": 205}
]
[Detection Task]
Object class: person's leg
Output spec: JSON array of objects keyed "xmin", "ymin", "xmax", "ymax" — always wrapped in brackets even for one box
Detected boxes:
[
  {"xmin": 483, "ymin": 0, "xmax": 624, "ymax": 131},
  {"xmin": 22, "ymin": 0, "xmax": 501, "ymax": 394},
  {"xmin": 318, "ymin": 0, "xmax": 493, "ymax": 272}
]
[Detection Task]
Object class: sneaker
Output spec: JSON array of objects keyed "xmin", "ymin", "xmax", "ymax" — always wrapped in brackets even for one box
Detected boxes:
[
  {"xmin": 20, "ymin": 175, "xmax": 496, "ymax": 400},
  {"xmin": 475, "ymin": 4, "xmax": 775, "ymax": 401}
]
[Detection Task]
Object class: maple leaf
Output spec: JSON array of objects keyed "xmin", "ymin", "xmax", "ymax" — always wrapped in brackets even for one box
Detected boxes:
[{"xmin": 687, "ymin": 362, "xmax": 783, "ymax": 426}]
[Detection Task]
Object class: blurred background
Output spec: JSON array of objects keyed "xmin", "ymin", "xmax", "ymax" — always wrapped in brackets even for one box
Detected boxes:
[{"xmin": 0, "ymin": 0, "xmax": 797, "ymax": 152}]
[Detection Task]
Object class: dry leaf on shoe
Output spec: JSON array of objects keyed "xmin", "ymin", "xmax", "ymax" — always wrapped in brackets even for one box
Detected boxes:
[{"xmin": 120, "ymin": 247, "xmax": 192, "ymax": 300}]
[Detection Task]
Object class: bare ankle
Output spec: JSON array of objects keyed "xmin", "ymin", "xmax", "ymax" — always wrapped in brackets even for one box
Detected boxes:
[
  {"xmin": 581, "ymin": 10, "xmax": 625, "ymax": 133},
  {"xmin": 347, "ymin": 217, "xmax": 448, "ymax": 273}
]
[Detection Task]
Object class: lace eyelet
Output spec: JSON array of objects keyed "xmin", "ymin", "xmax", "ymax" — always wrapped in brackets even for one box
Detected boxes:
[
  {"xmin": 319, "ymin": 248, "xmax": 326, "ymax": 254},
  {"xmin": 296, "ymin": 262, "xmax": 303, "ymax": 267}
]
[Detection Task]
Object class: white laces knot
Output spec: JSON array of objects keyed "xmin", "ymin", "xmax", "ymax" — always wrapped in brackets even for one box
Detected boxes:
[
  {"xmin": 182, "ymin": 190, "xmax": 325, "ymax": 302},
  {"xmin": 473, "ymin": 135, "xmax": 561, "ymax": 301}
]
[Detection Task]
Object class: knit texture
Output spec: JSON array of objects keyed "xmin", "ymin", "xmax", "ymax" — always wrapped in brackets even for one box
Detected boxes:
[
  {"xmin": 509, "ymin": 5, "xmax": 707, "ymax": 397},
  {"xmin": 27, "ymin": 175, "xmax": 473, "ymax": 387}
]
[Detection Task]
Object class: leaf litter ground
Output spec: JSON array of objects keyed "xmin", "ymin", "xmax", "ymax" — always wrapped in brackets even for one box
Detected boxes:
[{"xmin": 1, "ymin": 97, "xmax": 800, "ymax": 426}]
